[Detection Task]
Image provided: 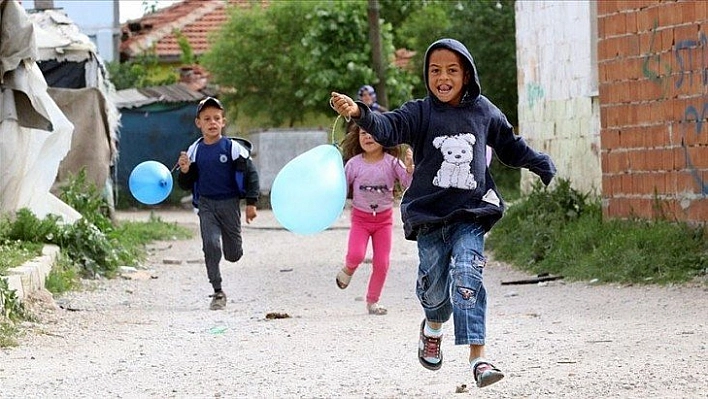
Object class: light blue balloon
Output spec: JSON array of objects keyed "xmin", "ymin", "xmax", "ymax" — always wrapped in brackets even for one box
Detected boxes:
[
  {"xmin": 129, "ymin": 161, "xmax": 173, "ymax": 205},
  {"xmin": 271, "ymin": 144, "xmax": 347, "ymax": 235}
]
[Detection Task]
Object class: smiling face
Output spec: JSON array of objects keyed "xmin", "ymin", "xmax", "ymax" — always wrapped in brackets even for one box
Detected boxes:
[
  {"xmin": 427, "ymin": 48, "xmax": 469, "ymax": 106},
  {"xmin": 195, "ymin": 106, "xmax": 226, "ymax": 144}
]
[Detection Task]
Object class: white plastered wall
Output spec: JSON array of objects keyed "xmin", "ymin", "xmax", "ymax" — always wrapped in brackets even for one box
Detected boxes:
[{"xmin": 515, "ymin": 0, "xmax": 601, "ymax": 196}]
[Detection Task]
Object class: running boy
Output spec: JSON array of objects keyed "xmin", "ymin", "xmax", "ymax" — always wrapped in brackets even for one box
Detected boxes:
[
  {"xmin": 330, "ymin": 38, "xmax": 556, "ymax": 388},
  {"xmin": 177, "ymin": 97, "xmax": 260, "ymax": 310}
]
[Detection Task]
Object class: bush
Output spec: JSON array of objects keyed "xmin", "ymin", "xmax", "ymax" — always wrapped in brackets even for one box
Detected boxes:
[{"xmin": 488, "ymin": 178, "xmax": 708, "ymax": 285}]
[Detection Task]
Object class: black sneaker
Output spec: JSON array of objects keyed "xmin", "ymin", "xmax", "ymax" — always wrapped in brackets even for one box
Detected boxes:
[{"xmin": 209, "ymin": 291, "xmax": 227, "ymax": 310}]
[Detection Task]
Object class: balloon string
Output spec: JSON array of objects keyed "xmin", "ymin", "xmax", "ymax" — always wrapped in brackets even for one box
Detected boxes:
[{"xmin": 331, "ymin": 114, "xmax": 344, "ymax": 145}]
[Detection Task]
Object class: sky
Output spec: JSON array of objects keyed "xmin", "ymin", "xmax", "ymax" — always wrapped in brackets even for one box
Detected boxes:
[{"xmin": 119, "ymin": 0, "xmax": 181, "ymax": 23}]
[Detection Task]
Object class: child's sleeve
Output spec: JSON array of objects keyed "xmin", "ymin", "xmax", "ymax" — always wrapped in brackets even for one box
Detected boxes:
[
  {"xmin": 177, "ymin": 165, "xmax": 198, "ymax": 191},
  {"xmin": 244, "ymin": 158, "xmax": 260, "ymax": 206},
  {"xmin": 489, "ymin": 115, "xmax": 556, "ymax": 186}
]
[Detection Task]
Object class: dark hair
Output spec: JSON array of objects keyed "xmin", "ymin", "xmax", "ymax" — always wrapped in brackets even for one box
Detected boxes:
[{"xmin": 340, "ymin": 120, "xmax": 403, "ymax": 162}]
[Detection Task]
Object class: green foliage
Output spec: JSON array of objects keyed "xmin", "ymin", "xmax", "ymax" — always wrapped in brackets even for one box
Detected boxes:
[
  {"xmin": 6, "ymin": 209, "xmax": 61, "ymax": 244},
  {"xmin": 58, "ymin": 169, "xmax": 113, "ymax": 233},
  {"xmin": 55, "ymin": 218, "xmax": 122, "ymax": 279},
  {"xmin": 44, "ymin": 253, "xmax": 80, "ymax": 295},
  {"xmin": 174, "ymin": 30, "xmax": 195, "ymax": 65},
  {"xmin": 109, "ymin": 212, "xmax": 192, "ymax": 265},
  {"xmin": 0, "ymin": 240, "xmax": 42, "ymax": 275},
  {"xmin": 1, "ymin": 277, "xmax": 28, "ymax": 324},
  {"xmin": 0, "ymin": 321, "xmax": 20, "ymax": 348},
  {"xmin": 106, "ymin": 53, "xmax": 177, "ymax": 90},
  {"xmin": 488, "ymin": 179, "xmax": 708, "ymax": 285},
  {"xmin": 0, "ymin": 174, "xmax": 193, "ymax": 342},
  {"xmin": 395, "ymin": 0, "xmax": 518, "ymax": 124},
  {"xmin": 202, "ymin": 1, "xmax": 416, "ymax": 127}
]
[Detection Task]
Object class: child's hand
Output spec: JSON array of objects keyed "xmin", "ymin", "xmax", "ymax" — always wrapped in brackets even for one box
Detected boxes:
[
  {"xmin": 178, "ymin": 151, "xmax": 191, "ymax": 173},
  {"xmin": 330, "ymin": 92, "xmax": 360, "ymax": 119},
  {"xmin": 245, "ymin": 205, "xmax": 257, "ymax": 224},
  {"xmin": 404, "ymin": 147, "xmax": 414, "ymax": 174}
]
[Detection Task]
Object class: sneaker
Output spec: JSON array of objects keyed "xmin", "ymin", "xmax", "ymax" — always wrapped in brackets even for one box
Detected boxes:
[
  {"xmin": 209, "ymin": 291, "xmax": 227, "ymax": 310},
  {"xmin": 418, "ymin": 319, "xmax": 443, "ymax": 370},
  {"xmin": 472, "ymin": 359, "xmax": 504, "ymax": 388}
]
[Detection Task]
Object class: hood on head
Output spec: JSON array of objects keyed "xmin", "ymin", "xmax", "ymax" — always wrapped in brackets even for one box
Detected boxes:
[
  {"xmin": 357, "ymin": 85, "xmax": 377, "ymax": 102},
  {"xmin": 423, "ymin": 38, "xmax": 481, "ymax": 103}
]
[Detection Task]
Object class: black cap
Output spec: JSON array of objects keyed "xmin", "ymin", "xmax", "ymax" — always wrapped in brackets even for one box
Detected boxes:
[{"xmin": 196, "ymin": 97, "xmax": 223, "ymax": 116}]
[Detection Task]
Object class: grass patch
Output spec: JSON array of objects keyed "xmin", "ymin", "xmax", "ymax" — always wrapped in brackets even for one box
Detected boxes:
[
  {"xmin": 0, "ymin": 241, "xmax": 43, "ymax": 276},
  {"xmin": 0, "ymin": 322, "xmax": 20, "ymax": 348},
  {"xmin": 487, "ymin": 179, "xmax": 708, "ymax": 285},
  {"xmin": 1, "ymin": 172, "xmax": 193, "ymax": 345}
]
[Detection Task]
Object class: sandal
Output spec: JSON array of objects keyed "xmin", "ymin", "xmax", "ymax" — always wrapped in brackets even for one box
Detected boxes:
[
  {"xmin": 336, "ymin": 268, "xmax": 352, "ymax": 289},
  {"xmin": 418, "ymin": 319, "xmax": 443, "ymax": 371},
  {"xmin": 472, "ymin": 359, "xmax": 504, "ymax": 388},
  {"xmin": 367, "ymin": 302, "xmax": 388, "ymax": 315}
]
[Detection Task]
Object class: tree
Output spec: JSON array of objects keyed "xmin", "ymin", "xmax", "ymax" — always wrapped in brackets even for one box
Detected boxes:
[
  {"xmin": 201, "ymin": 1, "xmax": 416, "ymax": 127},
  {"xmin": 395, "ymin": 0, "xmax": 518, "ymax": 125}
]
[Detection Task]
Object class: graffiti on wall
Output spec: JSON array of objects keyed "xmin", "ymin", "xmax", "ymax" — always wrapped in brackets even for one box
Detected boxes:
[
  {"xmin": 642, "ymin": 21, "xmax": 708, "ymax": 195},
  {"xmin": 525, "ymin": 82, "xmax": 545, "ymax": 109}
]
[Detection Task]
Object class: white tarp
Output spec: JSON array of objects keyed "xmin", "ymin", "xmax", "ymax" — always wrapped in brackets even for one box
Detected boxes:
[{"xmin": 0, "ymin": 0, "xmax": 80, "ymax": 222}]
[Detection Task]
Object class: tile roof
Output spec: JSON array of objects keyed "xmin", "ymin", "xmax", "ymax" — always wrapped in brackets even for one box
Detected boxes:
[
  {"xmin": 120, "ymin": 0, "xmax": 413, "ymax": 70},
  {"xmin": 120, "ymin": 0, "xmax": 261, "ymax": 62}
]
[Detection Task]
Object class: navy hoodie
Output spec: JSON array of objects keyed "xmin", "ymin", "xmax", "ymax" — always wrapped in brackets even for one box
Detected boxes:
[{"xmin": 353, "ymin": 38, "xmax": 556, "ymax": 240}]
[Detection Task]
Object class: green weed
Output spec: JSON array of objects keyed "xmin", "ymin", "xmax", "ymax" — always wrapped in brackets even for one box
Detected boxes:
[
  {"xmin": 488, "ymin": 179, "xmax": 708, "ymax": 285},
  {"xmin": 0, "ymin": 322, "xmax": 20, "ymax": 348}
]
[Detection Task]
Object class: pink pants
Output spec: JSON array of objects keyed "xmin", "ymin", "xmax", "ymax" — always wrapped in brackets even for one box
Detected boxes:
[{"xmin": 345, "ymin": 207, "xmax": 393, "ymax": 304}]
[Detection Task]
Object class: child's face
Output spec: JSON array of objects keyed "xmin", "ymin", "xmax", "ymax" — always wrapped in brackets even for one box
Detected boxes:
[
  {"xmin": 427, "ymin": 48, "xmax": 469, "ymax": 106},
  {"xmin": 195, "ymin": 106, "xmax": 226, "ymax": 143},
  {"xmin": 358, "ymin": 127, "xmax": 383, "ymax": 155}
]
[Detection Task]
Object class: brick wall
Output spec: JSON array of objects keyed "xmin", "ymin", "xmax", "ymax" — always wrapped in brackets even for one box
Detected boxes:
[{"xmin": 598, "ymin": 0, "xmax": 708, "ymax": 223}]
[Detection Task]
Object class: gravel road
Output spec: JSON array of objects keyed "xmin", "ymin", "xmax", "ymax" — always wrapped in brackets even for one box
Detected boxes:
[{"xmin": 1, "ymin": 208, "xmax": 706, "ymax": 398}]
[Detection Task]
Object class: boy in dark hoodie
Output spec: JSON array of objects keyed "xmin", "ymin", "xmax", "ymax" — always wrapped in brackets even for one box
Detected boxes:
[{"xmin": 330, "ymin": 38, "xmax": 556, "ymax": 388}]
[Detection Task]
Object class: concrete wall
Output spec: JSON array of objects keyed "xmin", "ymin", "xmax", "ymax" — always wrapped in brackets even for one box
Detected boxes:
[
  {"xmin": 598, "ymin": 1, "xmax": 708, "ymax": 222},
  {"xmin": 249, "ymin": 129, "xmax": 329, "ymax": 195},
  {"xmin": 515, "ymin": 1, "xmax": 602, "ymax": 196}
]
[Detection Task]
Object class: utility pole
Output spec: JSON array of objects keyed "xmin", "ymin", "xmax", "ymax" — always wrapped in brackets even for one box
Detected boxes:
[{"xmin": 367, "ymin": 0, "xmax": 388, "ymax": 109}]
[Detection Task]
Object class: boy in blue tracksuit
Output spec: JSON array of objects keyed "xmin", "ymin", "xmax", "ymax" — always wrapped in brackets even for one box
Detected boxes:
[
  {"xmin": 177, "ymin": 97, "xmax": 260, "ymax": 310},
  {"xmin": 331, "ymin": 38, "xmax": 556, "ymax": 388}
]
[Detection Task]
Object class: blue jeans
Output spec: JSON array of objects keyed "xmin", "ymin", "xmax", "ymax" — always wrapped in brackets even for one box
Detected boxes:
[{"xmin": 415, "ymin": 221, "xmax": 487, "ymax": 345}]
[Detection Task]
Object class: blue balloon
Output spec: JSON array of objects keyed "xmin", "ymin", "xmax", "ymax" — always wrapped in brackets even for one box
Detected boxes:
[
  {"xmin": 129, "ymin": 161, "xmax": 173, "ymax": 205},
  {"xmin": 271, "ymin": 144, "xmax": 347, "ymax": 235}
]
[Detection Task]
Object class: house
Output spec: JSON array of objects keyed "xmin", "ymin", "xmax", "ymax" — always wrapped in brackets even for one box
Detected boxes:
[{"xmin": 119, "ymin": 0, "xmax": 264, "ymax": 64}]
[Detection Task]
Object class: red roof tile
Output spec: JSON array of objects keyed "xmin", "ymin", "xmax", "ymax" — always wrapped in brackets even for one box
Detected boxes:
[{"xmin": 120, "ymin": 0, "xmax": 261, "ymax": 62}]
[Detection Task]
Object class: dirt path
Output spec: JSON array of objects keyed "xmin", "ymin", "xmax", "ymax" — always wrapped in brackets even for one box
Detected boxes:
[{"xmin": 1, "ymin": 208, "xmax": 706, "ymax": 398}]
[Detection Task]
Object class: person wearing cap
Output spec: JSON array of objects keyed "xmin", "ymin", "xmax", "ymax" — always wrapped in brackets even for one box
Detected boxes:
[
  {"xmin": 177, "ymin": 97, "xmax": 260, "ymax": 310},
  {"xmin": 357, "ymin": 85, "xmax": 388, "ymax": 113}
]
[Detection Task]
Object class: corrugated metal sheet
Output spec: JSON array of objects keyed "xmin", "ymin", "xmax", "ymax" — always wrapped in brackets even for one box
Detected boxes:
[
  {"xmin": 112, "ymin": 83, "xmax": 205, "ymax": 109},
  {"xmin": 111, "ymin": 88, "xmax": 154, "ymax": 109}
]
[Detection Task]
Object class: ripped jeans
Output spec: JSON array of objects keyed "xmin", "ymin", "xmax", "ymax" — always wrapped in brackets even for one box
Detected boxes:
[{"xmin": 415, "ymin": 221, "xmax": 487, "ymax": 345}]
